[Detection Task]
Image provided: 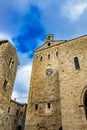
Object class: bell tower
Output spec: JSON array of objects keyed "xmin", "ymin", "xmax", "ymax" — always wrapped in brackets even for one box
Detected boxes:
[{"xmin": 25, "ymin": 34, "xmax": 62, "ymax": 130}]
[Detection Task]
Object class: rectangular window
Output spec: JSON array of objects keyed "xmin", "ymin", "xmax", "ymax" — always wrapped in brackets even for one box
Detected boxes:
[
  {"xmin": 40, "ymin": 56, "xmax": 43, "ymax": 61},
  {"xmin": 35, "ymin": 104, "xmax": 38, "ymax": 110},
  {"xmin": 47, "ymin": 103, "xmax": 51, "ymax": 109},
  {"xmin": 56, "ymin": 52, "xmax": 58, "ymax": 57},
  {"xmin": 8, "ymin": 107, "xmax": 10, "ymax": 113},
  {"xmin": 48, "ymin": 54, "xmax": 50, "ymax": 59},
  {"xmin": 16, "ymin": 110, "xmax": 19, "ymax": 116}
]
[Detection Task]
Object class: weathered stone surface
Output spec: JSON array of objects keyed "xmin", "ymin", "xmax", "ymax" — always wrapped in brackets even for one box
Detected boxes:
[
  {"xmin": 7, "ymin": 99, "xmax": 27, "ymax": 130},
  {"xmin": 0, "ymin": 40, "xmax": 27, "ymax": 130},
  {"xmin": 0, "ymin": 41, "xmax": 19, "ymax": 130},
  {"xmin": 25, "ymin": 34, "xmax": 87, "ymax": 130}
]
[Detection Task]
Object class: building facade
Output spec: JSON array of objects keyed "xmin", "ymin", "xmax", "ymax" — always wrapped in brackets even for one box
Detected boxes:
[
  {"xmin": 0, "ymin": 40, "xmax": 19, "ymax": 130},
  {"xmin": 7, "ymin": 99, "xmax": 27, "ymax": 130},
  {"xmin": 25, "ymin": 34, "xmax": 87, "ymax": 130},
  {"xmin": 0, "ymin": 40, "xmax": 27, "ymax": 130}
]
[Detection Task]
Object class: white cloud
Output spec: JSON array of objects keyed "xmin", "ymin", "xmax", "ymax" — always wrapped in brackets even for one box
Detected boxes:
[
  {"xmin": 0, "ymin": 33, "xmax": 11, "ymax": 40},
  {"xmin": 11, "ymin": 62, "xmax": 32, "ymax": 103},
  {"xmin": 62, "ymin": 1, "xmax": 87, "ymax": 21}
]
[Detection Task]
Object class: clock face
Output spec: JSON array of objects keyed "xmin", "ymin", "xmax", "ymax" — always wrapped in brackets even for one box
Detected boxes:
[{"xmin": 46, "ymin": 68, "xmax": 53, "ymax": 76}]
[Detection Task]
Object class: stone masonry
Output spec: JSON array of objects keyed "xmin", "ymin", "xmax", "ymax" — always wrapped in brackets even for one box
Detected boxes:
[
  {"xmin": 25, "ymin": 34, "xmax": 87, "ymax": 130},
  {"xmin": 0, "ymin": 40, "xmax": 27, "ymax": 130},
  {"xmin": 0, "ymin": 40, "xmax": 19, "ymax": 130},
  {"xmin": 7, "ymin": 99, "xmax": 27, "ymax": 130}
]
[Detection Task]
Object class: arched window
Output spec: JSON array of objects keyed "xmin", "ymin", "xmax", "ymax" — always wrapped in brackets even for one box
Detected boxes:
[
  {"xmin": 17, "ymin": 126, "xmax": 22, "ymax": 130},
  {"xmin": 48, "ymin": 43, "xmax": 50, "ymax": 46},
  {"xmin": 40, "ymin": 56, "xmax": 43, "ymax": 61},
  {"xmin": 56, "ymin": 51, "xmax": 58, "ymax": 57},
  {"xmin": 83, "ymin": 90, "xmax": 87, "ymax": 119},
  {"xmin": 74, "ymin": 57, "xmax": 80, "ymax": 69}
]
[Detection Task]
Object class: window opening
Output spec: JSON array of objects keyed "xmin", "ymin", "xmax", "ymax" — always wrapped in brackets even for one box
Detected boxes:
[
  {"xmin": 48, "ymin": 103, "xmax": 51, "ymax": 109},
  {"xmin": 35, "ymin": 104, "xmax": 38, "ymax": 110},
  {"xmin": 74, "ymin": 57, "xmax": 80, "ymax": 69},
  {"xmin": 56, "ymin": 52, "xmax": 58, "ymax": 57},
  {"xmin": 3, "ymin": 80, "xmax": 8, "ymax": 90},
  {"xmin": 48, "ymin": 54, "xmax": 50, "ymax": 59},
  {"xmin": 16, "ymin": 110, "xmax": 19, "ymax": 116},
  {"xmin": 48, "ymin": 43, "xmax": 50, "ymax": 46},
  {"xmin": 9, "ymin": 57, "xmax": 12, "ymax": 67},
  {"xmin": 40, "ymin": 56, "xmax": 43, "ymax": 61},
  {"xmin": 8, "ymin": 107, "xmax": 10, "ymax": 113},
  {"xmin": 9, "ymin": 57, "xmax": 14, "ymax": 68},
  {"xmin": 17, "ymin": 125, "xmax": 22, "ymax": 130}
]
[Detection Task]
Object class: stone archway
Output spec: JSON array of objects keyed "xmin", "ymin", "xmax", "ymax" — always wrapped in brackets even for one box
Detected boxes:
[
  {"xmin": 83, "ymin": 90, "xmax": 87, "ymax": 119},
  {"xmin": 17, "ymin": 125, "xmax": 22, "ymax": 130}
]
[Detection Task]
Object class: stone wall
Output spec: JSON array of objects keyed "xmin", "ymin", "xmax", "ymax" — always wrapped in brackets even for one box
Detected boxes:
[
  {"xmin": 7, "ymin": 99, "xmax": 27, "ymax": 130},
  {"xmin": 25, "ymin": 35, "xmax": 62, "ymax": 130},
  {"xmin": 25, "ymin": 34, "xmax": 87, "ymax": 130},
  {"xmin": 59, "ymin": 35, "xmax": 87, "ymax": 130},
  {"xmin": 0, "ymin": 40, "xmax": 18, "ymax": 130}
]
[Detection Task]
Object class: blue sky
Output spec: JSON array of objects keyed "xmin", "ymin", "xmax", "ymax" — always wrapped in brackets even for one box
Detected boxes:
[{"xmin": 0, "ymin": 0, "xmax": 87, "ymax": 103}]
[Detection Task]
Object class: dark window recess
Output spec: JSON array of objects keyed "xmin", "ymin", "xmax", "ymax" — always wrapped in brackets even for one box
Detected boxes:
[
  {"xmin": 56, "ymin": 52, "xmax": 58, "ymax": 57},
  {"xmin": 48, "ymin": 54, "xmax": 50, "ymax": 59},
  {"xmin": 35, "ymin": 104, "xmax": 38, "ymax": 110},
  {"xmin": 12, "ymin": 61, "xmax": 14, "ymax": 64},
  {"xmin": 9, "ymin": 57, "xmax": 12, "ymax": 67},
  {"xmin": 9, "ymin": 57, "xmax": 14, "ymax": 68},
  {"xmin": 84, "ymin": 90, "xmax": 87, "ymax": 119},
  {"xmin": 3, "ymin": 80, "xmax": 8, "ymax": 90},
  {"xmin": 40, "ymin": 56, "xmax": 43, "ymax": 61},
  {"xmin": 48, "ymin": 103, "xmax": 51, "ymax": 109},
  {"xmin": 8, "ymin": 107, "xmax": 10, "ymax": 113},
  {"xmin": 74, "ymin": 57, "xmax": 80, "ymax": 69},
  {"xmin": 48, "ymin": 43, "xmax": 50, "ymax": 46},
  {"xmin": 16, "ymin": 110, "xmax": 19, "ymax": 116}
]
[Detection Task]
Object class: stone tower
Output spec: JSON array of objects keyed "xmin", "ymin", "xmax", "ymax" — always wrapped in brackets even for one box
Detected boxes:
[
  {"xmin": 0, "ymin": 40, "xmax": 18, "ymax": 130},
  {"xmin": 25, "ymin": 34, "xmax": 62, "ymax": 130},
  {"xmin": 25, "ymin": 34, "xmax": 87, "ymax": 130}
]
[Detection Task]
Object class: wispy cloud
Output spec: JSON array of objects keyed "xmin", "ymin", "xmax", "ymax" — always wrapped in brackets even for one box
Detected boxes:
[
  {"xmin": 0, "ymin": 33, "xmax": 11, "ymax": 40},
  {"xmin": 12, "ymin": 62, "xmax": 32, "ymax": 103},
  {"xmin": 62, "ymin": 0, "xmax": 87, "ymax": 21}
]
